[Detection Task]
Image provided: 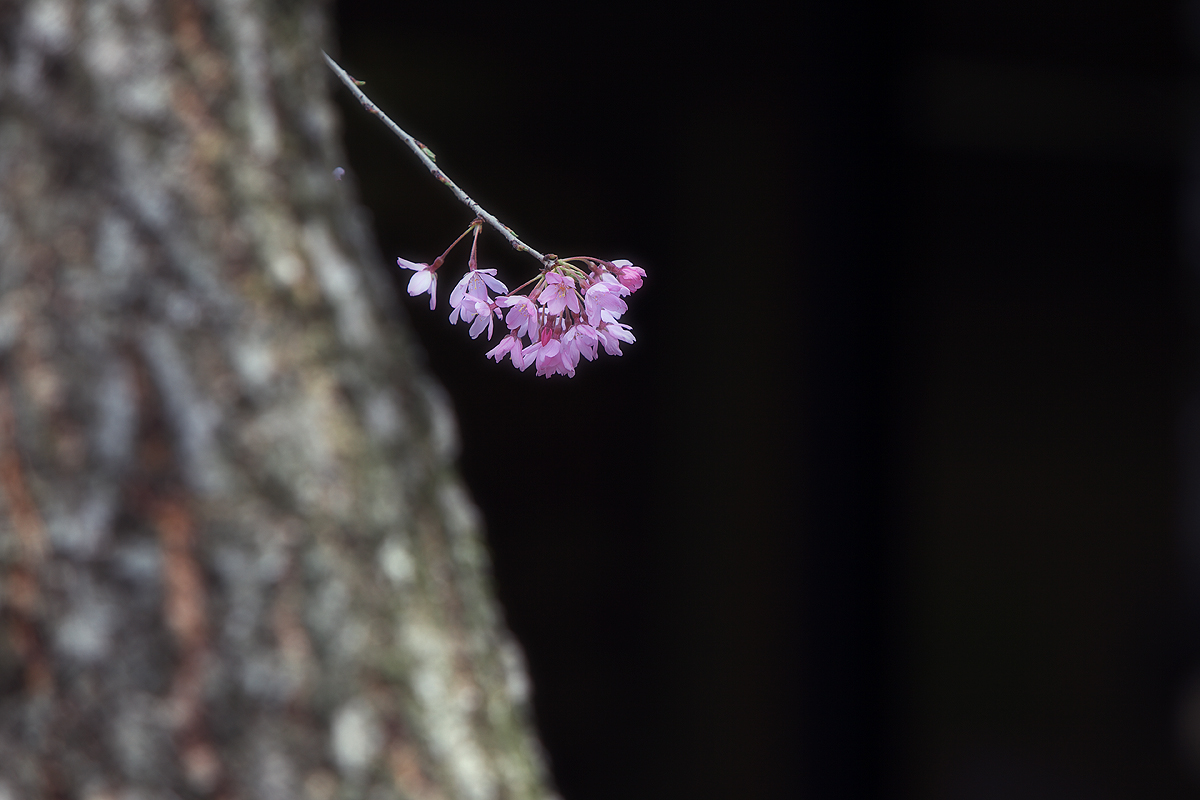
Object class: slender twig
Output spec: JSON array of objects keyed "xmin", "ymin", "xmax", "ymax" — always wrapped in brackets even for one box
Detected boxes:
[{"xmin": 323, "ymin": 52, "xmax": 550, "ymax": 265}]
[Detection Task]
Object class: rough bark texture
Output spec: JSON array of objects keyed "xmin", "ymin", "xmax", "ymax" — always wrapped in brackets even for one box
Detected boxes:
[{"xmin": 0, "ymin": 1, "xmax": 555, "ymax": 798}]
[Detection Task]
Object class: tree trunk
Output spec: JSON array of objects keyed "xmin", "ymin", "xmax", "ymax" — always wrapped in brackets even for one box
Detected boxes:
[{"xmin": 0, "ymin": 1, "xmax": 554, "ymax": 798}]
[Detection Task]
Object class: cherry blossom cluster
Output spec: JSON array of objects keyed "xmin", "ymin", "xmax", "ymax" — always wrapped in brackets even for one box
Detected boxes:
[
  {"xmin": 321, "ymin": 55, "xmax": 645, "ymax": 377},
  {"xmin": 397, "ymin": 222, "xmax": 644, "ymax": 377}
]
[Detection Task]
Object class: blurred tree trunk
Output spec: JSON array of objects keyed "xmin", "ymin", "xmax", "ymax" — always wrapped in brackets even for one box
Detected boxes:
[{"xmin": 0, "ymin": 1, "xmax": 554, "ymax": 798}]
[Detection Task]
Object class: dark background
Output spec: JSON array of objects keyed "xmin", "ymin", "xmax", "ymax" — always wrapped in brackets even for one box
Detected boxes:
[{"xmin": 333, "ymin": 1, "xmax": 1193, "ymax": 797}]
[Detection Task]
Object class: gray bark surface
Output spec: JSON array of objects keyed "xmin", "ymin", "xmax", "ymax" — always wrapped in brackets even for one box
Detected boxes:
[{"xmin": 0, "ymin": 1, "xmax": 554, "ymax": 798}]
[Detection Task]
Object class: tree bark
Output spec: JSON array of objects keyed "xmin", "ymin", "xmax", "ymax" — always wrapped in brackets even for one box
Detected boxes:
[{"xmin": 0, "ymin": 1, "xmax": 554, "ymax": 798}]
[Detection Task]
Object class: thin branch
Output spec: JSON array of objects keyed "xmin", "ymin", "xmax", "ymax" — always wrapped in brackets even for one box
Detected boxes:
[{"xmin": 323, "ymin": 52, "xmax": 550, "ymax": 265}]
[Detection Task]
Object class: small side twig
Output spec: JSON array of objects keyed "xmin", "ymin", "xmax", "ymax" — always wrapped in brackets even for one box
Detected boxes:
[{"xmin": 323, "ymin": 52, "xmax": 550, "ymax": 265}]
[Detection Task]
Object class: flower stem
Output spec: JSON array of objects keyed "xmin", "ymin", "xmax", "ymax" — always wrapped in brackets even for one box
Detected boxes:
[
  {"xmin": 505, "ymin": 275, "xmax": 545, "ymax": 297},
  {"xmin": 434, "ymin": 221, "xmax": 480, "ymax": 268},
  {"xmin": 323, "ymin": 52, "xmax": 551, "ymax": 266}
]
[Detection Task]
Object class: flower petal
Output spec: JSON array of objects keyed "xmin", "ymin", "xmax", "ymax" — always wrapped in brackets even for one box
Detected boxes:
[{"xmin": 407, "ymin": 269, "xmax": 432, "ymax": 296}]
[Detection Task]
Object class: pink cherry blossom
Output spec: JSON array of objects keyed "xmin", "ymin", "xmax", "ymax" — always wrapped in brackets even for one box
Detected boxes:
[
  {"xmin": 520, "ymin": 341, "xmax": 543, "ymax": 372},
  {"xmin": 497, "ymin": 295, "xmax": 541, "ymax": 340},
  {"xmin": 450, "ymin": 293, "xmax": 499, "ymax": 340},
  {"xmin": 533, "ymin": 338, "xmax": 570, "ymax": 377},
  {"xmin": 398, "ymin": 257, "xmax": 438, "ymax": 310},
  {"xmin": 559, "ymin": 328, "xmax": 587, "ymax": 375},
  {"xmin": 486, "ymin": 333, "xmax": 524, "ymax": 366},
  {"xmin": 539, "ymin": 272, "xmax": 580, "ymax": 317},
  {"xmin": 566, "ymin": 323, "xmax": 600, "ymax": 361},
  {"xmin": 611, "ymin": 259, "xmax": 646, "ymax": 293},
  {"xmin": 597, "ymin": 310, "xmax": 635, "ymax": 356},
  {"xmin": 584, "ymin": 281, "xmax": 629, "ymax": 326},
  {"xmin": 449, "ymin": 268, "xmax": 508, "ymax": 310}
]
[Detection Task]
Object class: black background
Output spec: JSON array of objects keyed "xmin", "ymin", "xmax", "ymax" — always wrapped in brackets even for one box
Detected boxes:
[{"xmin": 332, "ymin": 1, "xmax": 1193, "ymax": 797}]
